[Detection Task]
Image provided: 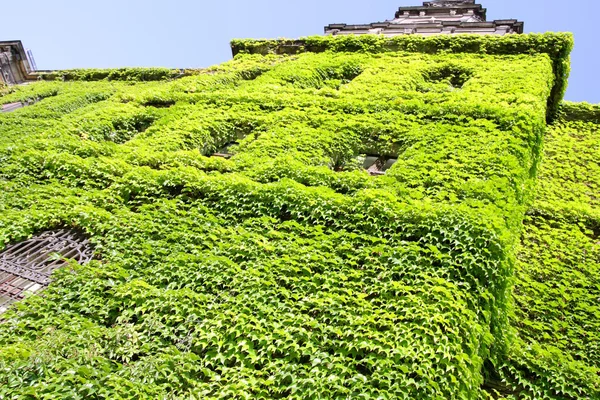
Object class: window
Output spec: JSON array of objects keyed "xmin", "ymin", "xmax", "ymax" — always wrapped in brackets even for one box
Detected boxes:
[
  {"xmin": 0, "ymin": 229, "xmax": 93, "ymax": 313},
  {"xmin": 1, "ymin": 102, "xmax": 25, "ymax": 113},
  {"xmin": 363, "ymin": 155, "xmax": 397, "ymax": 176},
  {"xmin": 212, "ymin": 141, "xmax": 239, "ymax": 159}
]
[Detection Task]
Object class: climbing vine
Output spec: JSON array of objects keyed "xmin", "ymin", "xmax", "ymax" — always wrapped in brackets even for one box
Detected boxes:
[{"xmin": 0, "ymin": 33, "xmax": 590, "ymax": 399}]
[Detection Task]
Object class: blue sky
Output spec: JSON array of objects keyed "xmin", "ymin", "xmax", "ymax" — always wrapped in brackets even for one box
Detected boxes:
[{"xmin": 3, "ymin": 0, "xmax": 598, "ymax": 103}]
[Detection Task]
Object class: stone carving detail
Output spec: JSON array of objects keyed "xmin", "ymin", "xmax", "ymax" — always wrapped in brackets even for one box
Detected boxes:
[
  {"xmin": 0, "ymin": 48, "xmax": 16, "ymax": 85},
  {"xmin": 0, "ymin": 41, "xmax": 37, "ymax": 85}
]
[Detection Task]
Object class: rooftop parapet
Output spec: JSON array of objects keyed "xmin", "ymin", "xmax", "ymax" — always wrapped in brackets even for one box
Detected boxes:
[{"xmin": 325, "ymin": 1, "xmax": 524, "ymax": 37}]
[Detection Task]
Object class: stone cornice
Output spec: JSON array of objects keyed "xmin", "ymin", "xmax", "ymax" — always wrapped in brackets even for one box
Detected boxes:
[{"xmin": 325, "ymin": 1, "xmax": 523, "ymax": 37}]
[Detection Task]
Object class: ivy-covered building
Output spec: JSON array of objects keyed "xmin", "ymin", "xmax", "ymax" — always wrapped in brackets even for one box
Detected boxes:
[{"xmin": 0, "ymin": 1, "xmax": 598, "ymax": 399}]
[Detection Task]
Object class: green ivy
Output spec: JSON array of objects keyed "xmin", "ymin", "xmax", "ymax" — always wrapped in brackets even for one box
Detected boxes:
[
  {"xmin": 0, "ymin": 33, "xmax": 591, "ymax": 399},
  {"xmin": 230, "ymin": 33, "xmax": 573, "ymax": 120},
  {"xmin": 489, "ymin": 104, "xmax": 600, "ymax": 399}
]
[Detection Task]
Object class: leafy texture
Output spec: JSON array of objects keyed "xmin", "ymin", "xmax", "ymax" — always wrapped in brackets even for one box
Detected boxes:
[
  {"xmin": 0, "ymin": 33, "xmax": 592, "ymax": 399},
  {"xmin": 489, "ymin": 103, "xmax": 600, "ymax": 399}
]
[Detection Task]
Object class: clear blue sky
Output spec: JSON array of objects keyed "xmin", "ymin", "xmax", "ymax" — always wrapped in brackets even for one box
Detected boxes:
[{"xmin": 2, "ymin": 0, "xmax": 598, "ymax": 103}]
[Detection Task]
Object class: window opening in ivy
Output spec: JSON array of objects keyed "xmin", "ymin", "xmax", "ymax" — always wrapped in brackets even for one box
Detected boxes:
[
  {"xmin": 1, "ymin": 99, "xmax": 38, "ymax": 113},
  {"xmin": 421, "ymin": 63, "xmax": 474, "ymax": 90},
  {"xmin": 362, "ymin": 155, "xmax": 397, "ymax": 176},
  {"xmin": 212, "ymin": 141, "xmax": 238, "ymax": 159},
  {"xmin": 0, "ymin": 229, "xmax": 93, "ymax": 313},
  {"xmin": 1, "ymin": 102, "xmax": 24, "ymax": 113},
  {"xmin": 142, "ymin": 99, "xmax": 175, "ymax": 108}
]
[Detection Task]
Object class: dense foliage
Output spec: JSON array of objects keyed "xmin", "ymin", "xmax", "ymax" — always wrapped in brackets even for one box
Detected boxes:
[
  {"xmin": 0, "ymin": 33, "xmax": 591, "ymax": 399},
  {"xmin": 34, "ymin": 68, "xmax": 206, "ymax": 82},
  {"xmin": 231, "ymin": 33, "xmax": 573, "ymax": 120},
  {"xmin": 490, "ymin": 103, "xmax": 600, "ymax": 399}
]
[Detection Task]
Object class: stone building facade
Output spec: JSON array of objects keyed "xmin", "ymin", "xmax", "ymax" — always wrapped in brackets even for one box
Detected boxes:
[
  {"xmin": 325, "ymin": 0, "xmax": 523, "ymax": 37},
  {"xmin": 0, "ymin": 41, "xmax": 36, "ymax": 85}
]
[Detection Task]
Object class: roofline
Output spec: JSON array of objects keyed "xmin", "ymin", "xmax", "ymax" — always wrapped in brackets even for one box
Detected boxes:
[
  {"xmin": 396, "ymin": 4, "xmax": 486, "ymax": 19},
  {"xmin": 324, "ymin": 20, "xmax": 524, "ymax": 34}
]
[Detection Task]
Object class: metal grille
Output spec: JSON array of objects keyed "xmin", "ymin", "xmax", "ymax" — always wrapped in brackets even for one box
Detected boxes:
[{"xmin": 0, "ymin": 229, "xmax": 93, "ymax": 313}]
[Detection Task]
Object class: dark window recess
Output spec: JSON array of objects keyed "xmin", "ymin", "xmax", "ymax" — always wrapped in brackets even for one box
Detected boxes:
[
  {"xmin": 142, "ymin": 99, "xmax": 176, "ymax": 108},
  {"xmin": 421, "ymin": 64, "xmax": 474, "ymax": 90},
  {"xmin": 211, "ymin": 142, "xmax": 238, "ymax": 159},
  {"xmin": 0, "ymin": 229, "xmax": 93, "ymax": 313},
  {"xmin": 363, "ymin": 155, "xmax": 397, "ymax": 176}
]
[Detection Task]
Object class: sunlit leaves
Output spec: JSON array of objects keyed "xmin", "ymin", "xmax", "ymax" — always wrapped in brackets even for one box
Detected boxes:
[{"xmin": 0, "ymin": 34, "xmax": 581, "ymax": 399}]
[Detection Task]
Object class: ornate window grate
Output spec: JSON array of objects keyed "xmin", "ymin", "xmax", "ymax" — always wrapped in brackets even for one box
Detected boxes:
[{"xmin": 0, "ymin": 229, "xmax": 93, "ymax": 313}]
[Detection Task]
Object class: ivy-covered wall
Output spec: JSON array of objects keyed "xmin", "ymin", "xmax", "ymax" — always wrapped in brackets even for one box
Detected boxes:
[
  {"xmin": 492, "ymin": 103, "xmax": 600, "ymax": 399},
  {"xmin": 0, "ymin": 33, "xmax": 591, "ymax": 399}
]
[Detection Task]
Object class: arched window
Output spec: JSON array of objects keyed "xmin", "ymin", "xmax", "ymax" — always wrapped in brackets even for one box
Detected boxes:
[{"xmin": 0, "ymin": 229, "xmax": 93, "ymax": 313}]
